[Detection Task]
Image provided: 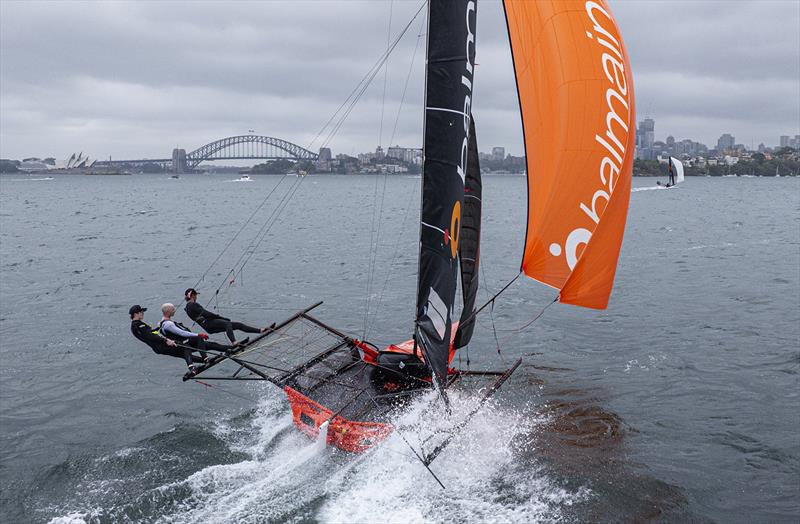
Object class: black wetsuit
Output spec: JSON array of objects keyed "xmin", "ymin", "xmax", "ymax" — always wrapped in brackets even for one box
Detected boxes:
[
  {"xmin": 130, "ymin": 319, "xmax": 204, "ymax": 366},
  {"xmin": 158, "ymin": 319, "xmax": 233, "ymax": 357},
  {"xmin": 185, "ymin": 301, "xmax": 261, "ymax": 343}
]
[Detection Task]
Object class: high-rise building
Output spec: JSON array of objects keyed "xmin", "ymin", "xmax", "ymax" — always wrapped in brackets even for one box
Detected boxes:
[
  {"xmin": 386, "ymin": 145, "xmax": 405, "ymax": 160},
  {"xmin": 635, "ymin": 117, "xmax": 655, "ymax": 159},
  {"xmin": 717, "ymin": 134, "xmax": 735, "ymax": 151},
  {"xmin": 779, "ymin": 136, "xmax": 790, "ymax": 148},
  {"xmin": 642, "ymin": 118, "xmax": 655, "ymax": 148},
  {"xmin": 492, "ymin": 147, "xmax": 505, "ymax": 161}
]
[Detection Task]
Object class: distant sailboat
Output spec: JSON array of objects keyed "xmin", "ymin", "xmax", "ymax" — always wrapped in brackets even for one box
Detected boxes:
[{"xmin": 665, "ymin": 156, "xmax": 684, "ymax": 188}]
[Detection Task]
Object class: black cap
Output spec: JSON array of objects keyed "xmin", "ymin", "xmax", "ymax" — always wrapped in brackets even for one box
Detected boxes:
[
  {"xmin": 129, "ymin": 305, "xmax": 147, "ymax": 317},
  {"xmin": 185, "ymin": 288, "xmax": 199, "ymax": 297}
]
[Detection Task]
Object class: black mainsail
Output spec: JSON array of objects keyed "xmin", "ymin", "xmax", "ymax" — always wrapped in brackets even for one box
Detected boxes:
[{"xmin": 416, "ymin": 0, "xmax": 477, "ymax": 386}]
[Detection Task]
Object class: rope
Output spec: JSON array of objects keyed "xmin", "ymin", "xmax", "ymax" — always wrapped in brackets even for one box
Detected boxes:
[
  {"xmin": 304, "ymin": 1, "xmax": 423, "ymax": 153},
  {"xmin": 378, "ymin": 0, "xmax": 394, "ymax": 150},
  {"xmin": 366, "ymin": 391, "xmax": 446, "ymax": 489},
  {"xmin": 202, "ymin": 174, "xmax": 306, "ymax": 309},
  {"xmin": 318, "ymin": 1, "xmax": 426, "ymax": 151},
  {"xmin": 364, "ymin": 13, "xmax": 427, "ymax": 339},
  {"xmin": 456, "ymin": 272, "xmax": 522, "ymax": 336},
  {"xmin": 388, "ymin": 13, "xmax": 427, "ymax": 148},
  {"xmin": 363, "ymin": 165, "xmax": 390, "ymax": 338},
  {"xmin": 192, "ymin": 379, "xmax": 258, "ymax": 402},
  {"xmin": 365, "ymin": 178, "xmax": 419, "ymax": 339},
  {"xmin": 189, "ymin": 174, "xmax": 290, "ymax": 294},
  {"xmin": 362, "ymin": 1, "xmax": 420, "ymax": 339},
  {"xmin": 505, "ymin": 296, "xmax": 557, "ymax": 333},
  {"xmin": 186, "ymin": 2, "xmax": 425, "ymax": 318}
]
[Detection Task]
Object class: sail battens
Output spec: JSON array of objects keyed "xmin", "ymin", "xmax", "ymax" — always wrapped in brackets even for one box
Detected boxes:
[
  {"xmin": 504, "ymin": 0, "xmax": 635, "ymax": 310},
  {"xmin": 426, "ymin": 106, "xmax": 471, "ymax": 118},
  {"xmin": 421, "ymin": 221, "xmax": 447, "ymax": 235}
]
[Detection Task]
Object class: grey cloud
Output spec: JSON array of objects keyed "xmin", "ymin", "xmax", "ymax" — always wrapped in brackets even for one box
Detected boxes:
[{"xmin": 1, "ymin": 0, "xmax": 798, "ymax": 160}]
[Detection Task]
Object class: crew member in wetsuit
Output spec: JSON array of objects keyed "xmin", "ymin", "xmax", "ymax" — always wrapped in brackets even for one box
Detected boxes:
[
  {"xmin": 129, "ymin": 304, "xmax": 207, "ymax": 373},
  {"xmin": 667, "ymin": 161, "xmax": 675, "ymax": 187},
  {"xmin": 184, "ymin": 288, "xmax": 272, "ymax": 345},
  {"xmin": 159, "ymin": 303, "xmax": 236, "ymax": 369}
]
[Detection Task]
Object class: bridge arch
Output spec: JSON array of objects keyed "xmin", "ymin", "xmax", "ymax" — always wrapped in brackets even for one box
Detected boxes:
[{"xmin": 185, "ymin": 135, "xmax": 318, "ymax": 168}]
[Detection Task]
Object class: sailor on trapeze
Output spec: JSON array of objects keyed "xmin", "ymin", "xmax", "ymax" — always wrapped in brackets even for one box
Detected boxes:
[
  {"xmin": 183, "ymin": 288, "xmax": 274, "ymax": 345},
  {"xmin": 159, "ymin": 303, "xmax": 238, "ymax": 372},
  {"xmin": 666, "ymin": 161, "xmax": 675, "ymax": 187},
  {"xmin": 130, "ymin": 304, "xmax": 231, "ymax": 375}
]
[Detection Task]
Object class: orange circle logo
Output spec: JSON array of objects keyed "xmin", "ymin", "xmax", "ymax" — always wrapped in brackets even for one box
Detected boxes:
[{"xmin": 450, "ymin": 201, "xmax": 461, "ymax": 258}]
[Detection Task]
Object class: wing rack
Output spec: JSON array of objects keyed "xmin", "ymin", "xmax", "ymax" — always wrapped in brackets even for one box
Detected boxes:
[
  {"xmin": 186, "ymin": 302, "xmax": 521, "ymax": 455},
  {"xmin": 187, "ymin": 302, "xmax": 395, "ymax": 452}
]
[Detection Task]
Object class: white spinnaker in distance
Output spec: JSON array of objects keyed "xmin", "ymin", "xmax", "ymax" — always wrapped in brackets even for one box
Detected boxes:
[{"xmin": 670, "ymin": 157, "xmax": 685, "ymax": 184}]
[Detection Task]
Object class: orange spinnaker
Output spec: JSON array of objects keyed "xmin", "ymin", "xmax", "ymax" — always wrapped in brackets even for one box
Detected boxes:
[{"xmin": 504, "ymin": 0, "xmax": 635, "ymax": 309}]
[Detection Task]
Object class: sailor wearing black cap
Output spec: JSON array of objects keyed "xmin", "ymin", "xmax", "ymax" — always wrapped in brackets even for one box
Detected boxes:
[
  {"xmin": 184, "ymin": 288, "xmax": 271, "ymax": 345},
  {"xmin": 129, "ymin": 304, "xmax": 207, "ymax": 373}
]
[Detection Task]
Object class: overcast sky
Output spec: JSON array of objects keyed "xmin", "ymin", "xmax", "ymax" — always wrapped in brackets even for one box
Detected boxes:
[{"xmin": 1, "ymin": 0, "xmax": 798, "ymax": 160}]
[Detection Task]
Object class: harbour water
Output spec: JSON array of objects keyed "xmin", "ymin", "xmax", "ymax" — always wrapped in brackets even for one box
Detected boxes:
[{"xmin": 0, "ymin": 174, "xmax": 798, "ymax": 522}]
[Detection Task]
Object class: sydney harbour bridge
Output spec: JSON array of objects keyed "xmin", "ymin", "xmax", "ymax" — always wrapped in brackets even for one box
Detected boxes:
[{"xmin": 96, "ymin": 135, "xmax": 320, "ymax": 173}]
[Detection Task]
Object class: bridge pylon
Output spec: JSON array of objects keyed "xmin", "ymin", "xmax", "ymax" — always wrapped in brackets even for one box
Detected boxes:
[{"xmin": 172, "ymin": 148, "xmax": 187, "ymax": 174}]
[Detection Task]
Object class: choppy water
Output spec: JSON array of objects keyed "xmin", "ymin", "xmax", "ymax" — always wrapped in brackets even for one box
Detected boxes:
[{"xmin": 1, "ymin": 174, "xmax": 798, "ymax": 523}]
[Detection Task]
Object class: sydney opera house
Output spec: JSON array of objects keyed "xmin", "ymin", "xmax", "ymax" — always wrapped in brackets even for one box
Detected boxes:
[
  {"xmin": 15, "ymin": 152, "xmax": 127, "ymax": 175},
  {"xmin": 60, "ymin": 152, "xmax": 96, "ymax": 169}
]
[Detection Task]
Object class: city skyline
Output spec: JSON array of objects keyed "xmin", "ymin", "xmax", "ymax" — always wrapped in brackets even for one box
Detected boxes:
[{"xmin": 1, "ymin": 1, "xmax": 798, "ymax": 160}]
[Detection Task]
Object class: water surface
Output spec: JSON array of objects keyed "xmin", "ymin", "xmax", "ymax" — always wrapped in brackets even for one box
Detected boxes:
[{"xmin": 1, "ymin": 174, "xmax": 798, "ymax": 522}]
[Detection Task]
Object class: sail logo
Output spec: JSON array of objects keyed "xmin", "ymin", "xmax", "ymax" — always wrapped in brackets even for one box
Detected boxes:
[
  {"xmin": 456, "ymin": 0, "xmax": 476, "ymax": 184},
  {"xmin": 449, "ymin": 201, "xmax": 461, "ymax": 258},
  {"xmin": 425, "ymin": 288, "xmax": 448, "ymax": 341},
  {"xmin": 549, "ymin": 0, "xmax": 631, "ymax": 271}
]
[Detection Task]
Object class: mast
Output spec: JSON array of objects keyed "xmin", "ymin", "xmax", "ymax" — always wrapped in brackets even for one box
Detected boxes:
[{"xmin": 415, "ymin": 0, "xmax": 478, "ymax": 388}]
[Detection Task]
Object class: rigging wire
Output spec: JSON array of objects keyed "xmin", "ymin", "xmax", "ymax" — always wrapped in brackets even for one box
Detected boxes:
[
  {"xmin": 362, "ymin": 172, "xmax": 384, "ymax": 337},
  {"xmin": 378, "ymin": 0, "xmax": 394, "ymax": 150},
  {"xmin": 388, "ymin": 13, "xmax": 427, "ymax": 149},
  {"xmin": 364, "ymin": 12, "xmax": 427, "ymax": 339},
  {"xmin": 365, "ymin": 179, "xmax": 418, "ymax": 339},
  {"xmin": 304, "ymin": 0, "xmax": 423, "ymax": 153},
  {"xmin": 362, "ymin": 162, "xmax": 391, "ymax": 338},
  {"xmin": 457, "ymin": 272, "xmax": 522, "ymax": 332},
  {"xmin": 192, "ymin": 379, "xmax": 260, "ymax": 403},
  {"xmin": 201, "ymin": 174, "xmax": 306, "ymax": 309},
  {"xmin": 188, "ymin": 174, "xmax": 291, "ymax": 295},
  {"xmin": 186, "ymin": 3, "xmax": 426, "ymax": 315},
  {"xmin": 318, "ymin": 1, "xmax": 426, "ymax": 151}
]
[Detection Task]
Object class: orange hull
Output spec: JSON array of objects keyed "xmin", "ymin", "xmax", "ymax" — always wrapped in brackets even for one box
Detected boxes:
[
  {"xmin": 284, "ymin": 386, "xmax": 393, "ymax": 453},
  {"xmin": 283, "ymin": 331, "xmax": 459, "ymax": 453}
]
